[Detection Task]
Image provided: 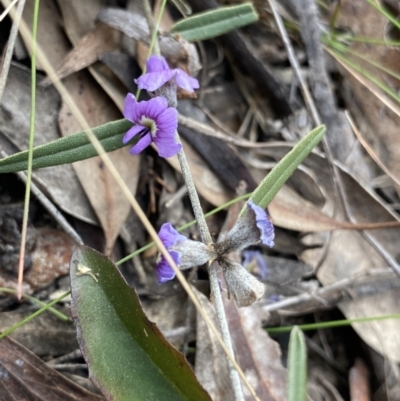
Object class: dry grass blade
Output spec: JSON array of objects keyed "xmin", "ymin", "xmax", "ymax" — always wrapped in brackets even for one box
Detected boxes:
[
  {"xmin": 326, "ymin": 47, "xmax": 400, "ymax": 119},
  {"xmin": 346, "ymin": 111, "xmax": 400, "ymax": 187},
  {"xmin": 0, "ymin": 0, "xmax": 17, "ymax": 21}
]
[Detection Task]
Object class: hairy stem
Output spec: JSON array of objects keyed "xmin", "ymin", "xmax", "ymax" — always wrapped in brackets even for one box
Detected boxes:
[{"xmin": 177, "ymin": 146, "xmax": 244, "ymax": 401}]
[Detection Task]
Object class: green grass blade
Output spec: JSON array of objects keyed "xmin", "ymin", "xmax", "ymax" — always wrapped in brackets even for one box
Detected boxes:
[
  {"xmin": 365, "ymin": 0, "xmax": 400, "ymax": 31},
  {"xmin": 330, "ymin": 49, "xmax": 400, "ymax": 103},
  {"xmin": 0, "ymin": 119, "xmax": 134, "ymax": 173},
  {"xmin": 243, "ymin": 125, "xmax": 325, "ymax": 213},
  {"xmin": 287, "ymin": 326, "xmax": 307, "ymax": 401},
  {"xmin": 0, "ymin": 291, "xmax": 71, "ymax": 339},
  {"xmin": 171, "ymin": 3, "xmax": 258, "ymax": 42},
  {"xmin": 266, "ymin": 313, "xmax": 400, "ymax": 334},
  {"xmin": 18, "ymin": 0, "xmax": 41, "ymax": 299}
]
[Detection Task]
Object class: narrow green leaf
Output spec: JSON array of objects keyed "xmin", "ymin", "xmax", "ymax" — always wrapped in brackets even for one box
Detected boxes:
[
  {"xmin": 287, "ymin": 326, "xmax": 307, "ymax": 401},
  {"xmin": 0, "ymin": 119, "xmax": 134, "ymax": 173},
  {"xmin": 243, "ymin": 125, "xmax": 325, "ymax": 214},
  {"xmin": 70, "ymin": 246, "xmax": 211, "ymax": 401},
  {"xmin": 171, "ymin": 3, "xmax": 258, "ymax": 42}
]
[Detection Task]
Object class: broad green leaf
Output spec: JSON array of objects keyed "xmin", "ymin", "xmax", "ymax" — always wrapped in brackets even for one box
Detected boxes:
[
  {"xmin": 171, "ymin": 3, "xmax": 258, "ymax": 42},
  {"xmin": 0, "ymin": 119, "xmax": 134, "ymax": 173},
  {"xmin": 242, "ymin": 125, "xmax": 325, "ymax": 214},
  {"xmin": 287, "ymin": 327, "xmax": 307, "ymax": 401},
  {"xmin": 70, "ymin": 246, "xmax": 211, "ymax": 401}
]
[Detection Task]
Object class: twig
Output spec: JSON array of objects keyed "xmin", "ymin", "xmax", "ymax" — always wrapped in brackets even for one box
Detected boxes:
[{"xmin": 263, "ymin": 268, "xmax": 394, "ymax": 313}]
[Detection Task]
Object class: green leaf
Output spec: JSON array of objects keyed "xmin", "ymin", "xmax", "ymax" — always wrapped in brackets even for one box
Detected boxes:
[
  {"xmin": 243, "ymin": 125, "xmax": 325, "ymax": 214},
  {"xmin": 0, "ymin": 119, "xmax": 134, "ymax": 173},
  {"xmin": 171, "ymin": 3, "xmax": 258, "ymax": 42},
  {"xmin": 70, "ymin": 246, "xmax": 211, "ymax": 401},
  {"xmin": 287, "ymin": 326, "xmax": 307, "ymax": 401}
]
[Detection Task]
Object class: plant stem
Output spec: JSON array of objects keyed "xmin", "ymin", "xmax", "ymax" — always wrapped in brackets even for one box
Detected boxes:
[
  {"xmin": 17, "ymin": 0, "xmax": 39, "ymax": 300},
  {"xmin": 142, "ymin": 0, "xmax": 160, "ymax": 56},
  {"xmin": 176, "ymin": 147, "xmax": 244, "ymax": 401}
]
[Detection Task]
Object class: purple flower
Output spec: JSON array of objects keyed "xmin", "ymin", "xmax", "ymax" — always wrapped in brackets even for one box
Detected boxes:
[
  {"xmin": 214, "ymin": 200, "xmax": 275, "ymax": 255},
  {"xmin": 156, "ymin": 223, "xmax": 214, "ymax": 284},
  {"xmin": 123, "ymin": 93, "xmax": 181, "ymax": 158},
  {"xmin": 156, "ymin": 223, "xmax": 187, "ymax": 283},
  {"xmin": 135, "ymin": 55, "xmax": 199, "ymax": 93},
  {"xmin": 242, "ymin": 249, "xmax": 269, "ymax": 279},
  {"xmin": 247, "ymin": 201, "xmax": 275, "ymax": 248}
]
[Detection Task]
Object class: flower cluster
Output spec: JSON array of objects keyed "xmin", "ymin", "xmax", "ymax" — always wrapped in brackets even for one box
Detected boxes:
[
  {"xmin": 156, "ymin": 201, "xmax": 275, "ymax": 307},
  {"xmin": 123, "ymin": 55, "xmax": 199, "ymax": 158},
  {"xmin": 125, "ymin": 54, "xmax": 275, "ymax": 308}
]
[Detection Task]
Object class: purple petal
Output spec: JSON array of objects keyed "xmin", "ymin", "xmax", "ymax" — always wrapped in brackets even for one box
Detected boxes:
[
  {"xmin": 156, "ymin": 138, "xmax": 182, "ymax": 158},
  {"xmin": 129, "ymin": 133, "xmax": 152, "ymax": 154},
  {"xmin": 247, "ymin": 201, "xmax": 275, "ymax": 247},
  {"xmin": 123, "ymin": 93, "xmax": 138, "ymax": 122},
  {"xmin": 123, "ymin": 124, "xmax": 146, "ymax": 144},
  {"xmin": 156, "ymin": 223, "xmax": 188, "ymax": 283},
  {"xmin": 158, "ymin": 223, "xmax": 187, "ymax": 248},
  {"xmin": 153, "ymin": 108, "xmax": 180, "ymax": 157},
  {"xmin": 146, "ymin": 55, "xmax": 170, "ymax": 72},
  {"xmin": 174, "ymin": 69, "xmax": 199, "ymax": 92},
  {"xmin": 156, "ymin": 107, "xmax": 178, "ymax": 133},
  {"xmin": 135, "ymin": 70, "xmax": 175, "ymax": 92},
  {"xmin": 156, "ymin": 253, "xmax": 178, "ymax": 283},
  {"xmin": 139, "ymin": 96, "xmax": 169, "ymax": 120}
]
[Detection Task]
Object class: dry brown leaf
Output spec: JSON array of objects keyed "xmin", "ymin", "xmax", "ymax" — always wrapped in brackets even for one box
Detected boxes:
[
  {"xmin": 41, "ymin": 23, "xmax": 120, "ymax": 87},
  {"xmin": 0, "ymin": 336, "xmax": 104, "ymax": 400},
  {"xmin": 23, "ymin": 0, "xmax": 71, "ymax": 69},
  {"xmin": 56, "ymin": 0, "xmax": 101, "ymax": 42},
  {"xmin": 194, "ymin": 288, "xmax": 235, "ymax": 401},
  {"xmin": 0, "ymin": 64, "xmax": 97, "ymax": 224},
  {"xmin": 56, "ymin": 1, "xmax": 128, "ymax": 111},
  {"xmin": 194, "ymin": 288, "xmax": 286, "ymax": 401}
]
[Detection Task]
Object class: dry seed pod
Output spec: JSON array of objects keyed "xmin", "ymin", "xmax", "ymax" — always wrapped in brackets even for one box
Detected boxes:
[{"xmin": 221, "ymin": 259, "xmax": 265, "ymax": 307}]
